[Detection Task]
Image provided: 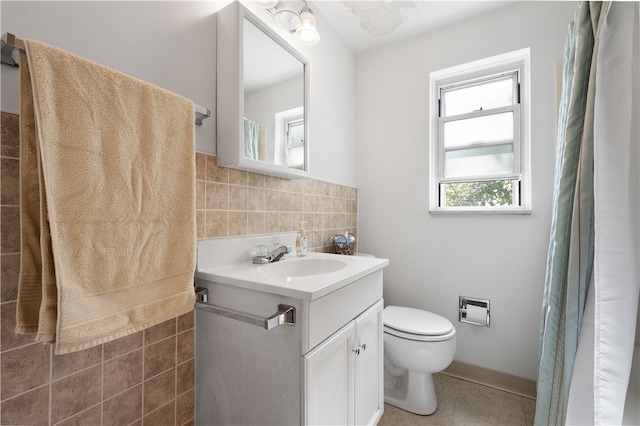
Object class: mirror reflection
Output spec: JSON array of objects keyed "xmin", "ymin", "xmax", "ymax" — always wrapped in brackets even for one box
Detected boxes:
[{"xmin": 243, "ymin": 17, "xmax": 305, "ymax": 170}]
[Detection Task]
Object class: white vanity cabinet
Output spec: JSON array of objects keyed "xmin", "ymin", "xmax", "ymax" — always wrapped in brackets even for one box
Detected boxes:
[
  {"xmin": 195, "ymin": 251, "xmax": 387, "ymax": 426},
  {"xmin": 304, "ymin": 299, "xmax": 383, "ymax": 425},
  {"xmin": 354, "ymin": 300, "xmax": 384, "ymax": 424}
]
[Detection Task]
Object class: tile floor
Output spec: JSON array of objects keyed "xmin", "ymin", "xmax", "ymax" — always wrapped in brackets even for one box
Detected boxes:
[{"xmin": 378, "ymin": 373, "xmax": 536, "ymax": 426}]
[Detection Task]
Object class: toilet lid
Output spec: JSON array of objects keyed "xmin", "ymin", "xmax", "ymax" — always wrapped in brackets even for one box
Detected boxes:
[{"xmin": 383, "ymin": 306, "xmax": 454, "ymax": 336}]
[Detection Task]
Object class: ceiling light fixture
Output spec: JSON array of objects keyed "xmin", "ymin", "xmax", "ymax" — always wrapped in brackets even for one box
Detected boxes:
[
  {"xmin": 257, "ymin": 0, "xmax": 320, "ymax": 46},
  {"xmin": 254, "ymin": 0, "xmax": 278, "ymax": 8},
  {"xmin": 294, "ymin": 4, "xmax": 320, "ymax": 45},
  {"xmin": 272, "ymin": 1, "xmax": 302, "ymax": 30}
]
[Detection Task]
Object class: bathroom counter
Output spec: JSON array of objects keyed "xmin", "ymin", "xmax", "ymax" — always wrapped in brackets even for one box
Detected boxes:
[
  {"xmin": 195, "ymin": 235, "xmax": 388, "ymax": 425},
  {"xmin": 195, "ymin": 252, "xmax": 389, "ymax": 300}
]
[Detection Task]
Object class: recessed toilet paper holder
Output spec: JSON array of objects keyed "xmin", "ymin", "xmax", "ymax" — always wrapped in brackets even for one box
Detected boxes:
[{"xmin": 459, "ymin": 296, "xmax": 490, "ymax": 327}]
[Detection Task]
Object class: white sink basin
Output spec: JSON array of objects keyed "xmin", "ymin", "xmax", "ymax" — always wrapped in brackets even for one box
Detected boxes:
[
  {"xmin": 196, "ymin": 235, "xmax": 389, "ymax": 300},
  {"xmin": 257, "ymin": 258, "xmax": 347, "ymax": 279}
]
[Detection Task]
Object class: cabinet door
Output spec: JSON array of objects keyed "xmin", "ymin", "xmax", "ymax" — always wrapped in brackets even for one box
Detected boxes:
[
  {"xmin": 303, "ymin": 322, "xmax": 355, "ymax": 425},
  {"xmin": 354, "ymin": 300, "xmax": 384, "ymax": 426}
]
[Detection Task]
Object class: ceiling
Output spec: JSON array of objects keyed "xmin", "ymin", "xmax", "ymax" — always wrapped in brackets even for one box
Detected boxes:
[{"xmin": 311, "ymin": 1, "xmax": 517, "ymax": 54}]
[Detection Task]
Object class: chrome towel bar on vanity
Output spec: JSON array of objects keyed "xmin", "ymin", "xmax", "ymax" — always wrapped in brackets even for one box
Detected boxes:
[
  {"xmin": 194, "ymin": 287, "xmax": 296, "ymax": 331},
  {"xmin": 1, "ymin": 32, "xmax": 211, "ymax": 125}
]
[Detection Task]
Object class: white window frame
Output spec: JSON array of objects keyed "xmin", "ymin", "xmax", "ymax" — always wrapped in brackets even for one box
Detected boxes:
[
  {"xmin": 429, "ymin": 48, "xmax": 531, "ymax": 214},
  {"xmin": 275, "ymin": 106, "xmax": 304, "ymax": 168}
]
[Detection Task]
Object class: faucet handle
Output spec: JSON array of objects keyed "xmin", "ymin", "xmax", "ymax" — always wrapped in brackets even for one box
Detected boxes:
[{"xmin": 253, "ymin": 245, "xmax": 268, "ymax": 257}]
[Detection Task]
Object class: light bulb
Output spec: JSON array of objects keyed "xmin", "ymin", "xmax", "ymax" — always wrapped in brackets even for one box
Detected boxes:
[
  {"xmin": 294, "ymin": 8, "xmax": 320, "ymax": 45},
  {"xmin": 273, "ymin": 1, "xmax": 301, "ymax": 30}
]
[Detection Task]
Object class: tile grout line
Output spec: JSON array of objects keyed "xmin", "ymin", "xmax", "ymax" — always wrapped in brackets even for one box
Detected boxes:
[
  {"xmin": 174, "ymin": 319, "xmax": 178, "ymax": 426},
  {"xmin": 52, "ymin": 403, "xmax": 101, "ymax": 426},
  {"xmin": 141, "ymin": 329, "xmax": 146, "ymax": 425},
  {"xmin": 48, "ymin": 344, "xmax": 53, "ymax": 426},
  {"xmin": 100, "ymin": 344, "xmax": 104, "ymax": 426}
]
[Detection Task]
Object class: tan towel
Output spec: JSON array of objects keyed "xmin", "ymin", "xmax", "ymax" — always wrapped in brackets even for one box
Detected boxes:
[{"xmin": 16, "ymin": 40, "xmax": 196, "ymax": 354}]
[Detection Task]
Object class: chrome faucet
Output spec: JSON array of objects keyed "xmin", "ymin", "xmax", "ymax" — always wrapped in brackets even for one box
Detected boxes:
[{"xmin": 253, "ymin": 245, "xmax": 291, "ymax": 264}]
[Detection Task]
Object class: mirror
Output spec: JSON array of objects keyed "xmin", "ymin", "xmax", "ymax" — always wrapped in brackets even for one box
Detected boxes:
[
  {"xmin": 217, "ymin": 2, "xmax": 309, "ymax": 179},
  {"xmin": 244, "ymin": 19, "xmax": 305, "ymax": 170}
]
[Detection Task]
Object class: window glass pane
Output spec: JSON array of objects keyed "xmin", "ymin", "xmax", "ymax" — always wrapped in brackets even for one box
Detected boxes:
[
  {"xmin": 443, "ymin": 180, "xmax": 514, "ymax": 207},
  {"xmin": 445, "ymin": 143, "xmax": 513, "ymax": 178},
  {"xmin": 444, "ymin": 112, "xmax": 513, "ymax": 148},
  {"xmin": 288, "ymin": 146, "xmax": 304, "ymax": 169},
  {"xmin": 443, "ymin": 77, "xmax": 514, "ymax": 116},
  {"xmin": 287, "ymin": 120, "xmax": 304, "ymax": 146}
]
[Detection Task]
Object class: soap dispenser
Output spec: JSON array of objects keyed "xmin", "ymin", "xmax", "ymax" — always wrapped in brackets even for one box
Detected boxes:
[{"xmin": 296, "ymin": 221, "xmax": 308, "ymax": 257}]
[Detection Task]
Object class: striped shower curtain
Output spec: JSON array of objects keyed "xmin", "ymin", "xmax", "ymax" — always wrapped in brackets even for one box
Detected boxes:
[
  {"xmin": 536, "ymin": 2, "xmax": 640, "ymax": 425},
  {"xmin": 244, "ymin": 117, "xmax": 260, "ymax": 159}
]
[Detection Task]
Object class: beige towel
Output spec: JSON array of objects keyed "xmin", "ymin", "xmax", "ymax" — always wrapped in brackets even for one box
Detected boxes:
[{"xmin": 16, "ymin": 40, "xmax": 196, "ymax": 354}]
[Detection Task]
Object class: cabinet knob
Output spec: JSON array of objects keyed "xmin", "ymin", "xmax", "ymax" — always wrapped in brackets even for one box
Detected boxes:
[{"xmin": 352, "ymin": 343, "xmax": 366, "ymax": 356}]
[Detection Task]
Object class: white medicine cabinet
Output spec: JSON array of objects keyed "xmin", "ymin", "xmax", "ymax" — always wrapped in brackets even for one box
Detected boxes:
[{"xmin": 216, "ymin": 2, "xmax": 310, "ymax": 179}]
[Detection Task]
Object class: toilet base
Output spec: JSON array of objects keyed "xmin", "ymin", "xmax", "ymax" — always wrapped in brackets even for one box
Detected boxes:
[{"xmin": 384, "ymin": 370, "xmax": 437, "ymax": 415}]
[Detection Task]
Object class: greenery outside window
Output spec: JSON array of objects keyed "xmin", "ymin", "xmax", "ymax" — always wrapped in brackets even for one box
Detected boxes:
[{"xmin": 429, "ymin": 49, "xmax": 531, "ymax": 214}]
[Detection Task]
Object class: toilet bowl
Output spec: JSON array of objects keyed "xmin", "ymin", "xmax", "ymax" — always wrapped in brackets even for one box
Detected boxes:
[{"xmin": 383, "ymin": 305, "xmax": 457, "ymax": 415}]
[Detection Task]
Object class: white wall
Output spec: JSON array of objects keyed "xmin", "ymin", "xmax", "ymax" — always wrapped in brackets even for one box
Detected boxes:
[
  {"xmin": 245, "ymin": 76, "xmax": 302, "ymax": 163},
  {"xmin": 1, "ymin": 0, "xmax": 580, "ymax": 382},
  {"xmin": 0, "ymin": 0, "xmax": 357, "ymax": 186},
  {"xmin": 356, "ymin": 1, "xmax": 577, "ymax": 380},
  {"xmin": 0, "ymin": 1, "xmax": 219, "ymax": 153}
]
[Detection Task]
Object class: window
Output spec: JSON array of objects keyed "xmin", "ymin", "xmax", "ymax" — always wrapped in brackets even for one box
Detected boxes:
[
  {"xmin": 275, "ymin": 107, "xmax": 305, "ymax": 170},
  {"xmin": 285, "ymin": 116, "xmax": 304, "ymax": 170},
  {"xmin": 429, "ymin": 49, "xmax": 531, "ymax": 214}
]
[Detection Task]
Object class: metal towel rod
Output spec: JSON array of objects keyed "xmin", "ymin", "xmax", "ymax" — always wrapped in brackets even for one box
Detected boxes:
[
  {"xmin": 194, "ymin": 287, "xmax": 296, "ymax": 331},
  {"xmin": 1, "ymin": 32, "xmax": 211, "ymax": 126}
]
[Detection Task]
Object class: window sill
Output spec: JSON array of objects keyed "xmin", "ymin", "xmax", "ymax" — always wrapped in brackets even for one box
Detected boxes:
[{"xmin": 429, "ymin": 207, "xmax": 532, "ymax": 215}]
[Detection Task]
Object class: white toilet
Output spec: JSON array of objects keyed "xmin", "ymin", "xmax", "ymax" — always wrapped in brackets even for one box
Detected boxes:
[{"xmin": 383, "ymin": 305, "xmax": 457, "ymax": 415}]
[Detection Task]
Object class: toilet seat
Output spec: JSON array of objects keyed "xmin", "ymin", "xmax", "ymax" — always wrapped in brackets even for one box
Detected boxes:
[{"xmin": 383, "ymin": 306, "xmax": 455, "ymax": 342}]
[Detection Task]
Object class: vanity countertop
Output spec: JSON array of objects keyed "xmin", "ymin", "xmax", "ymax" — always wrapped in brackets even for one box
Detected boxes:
[{"xmin": 195, "ymin": 252, "xmax": 389, "ymax": 300}]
